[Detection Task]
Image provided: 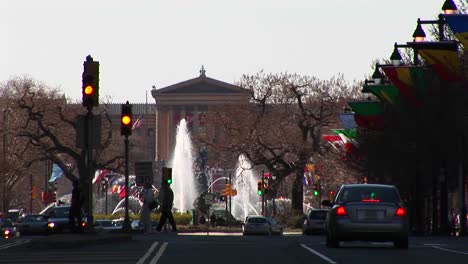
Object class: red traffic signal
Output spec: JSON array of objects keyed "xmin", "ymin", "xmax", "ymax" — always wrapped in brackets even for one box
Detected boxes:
[
  {"xmin": 82, "ymin": 55, "xmax": 99, "ymax": 108},
  {"xmin": 121, "ymin": 101, "xmax": 132, "ymax": 136}
]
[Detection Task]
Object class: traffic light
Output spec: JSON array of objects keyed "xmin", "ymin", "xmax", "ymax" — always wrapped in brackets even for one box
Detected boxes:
[
  {"xmin": 121, "ymin": 101, "xmax": 132, "ymax": 136},
  {"xmin": 82, "ymin": 55, "xmax": 99, "ymax": 108},
  {"xmin": 222, "ymin": 183, "xmax": 231, "ymax": 196},
  {"xmin": 257, "ymin": 180, "xmax": 263, "ymax": 196},
  {"xmin": 31, "ymin": 186, "xmax": 38, "ymax": 200},
  {"xmin": 162, "ymin": 167, "xmax": 173, "ymax": 185},
  {"xmin": 313, "ymin": 184, "xmax": 319, "ymax": 196}
]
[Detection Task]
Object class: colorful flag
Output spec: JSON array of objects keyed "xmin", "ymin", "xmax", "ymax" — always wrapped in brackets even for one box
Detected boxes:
[
  {"xmin": 362, "ymin": 84, "xmax": 400, "ymax": 105},
  {"xmin": 132, "ymin": 115, "xmax": 143, "ymax": 130},
  {"xmin": 347, "ymin": 101, "xmax": 384, "ymax": 130},
  {"xmin": 381, "ymin": 66, "xmax": 427, "ymax": 106},
  {"xmin": 49, "ymin": 164, "xmax": 64, "ymax": 183},
  {"xmin": 92, "ymin": 169, "xmax": 109, "ymax": 184},
  {"xmin": 338, "ymin": 113, "xmax": 357, "ymax": 130},
  {"xmin": 410, "ymin": 41, "xmax": 461, "ymax": 82},
  {"xmin": 443, "ymin": 14, "xmax": 468, "ymax": 49}
]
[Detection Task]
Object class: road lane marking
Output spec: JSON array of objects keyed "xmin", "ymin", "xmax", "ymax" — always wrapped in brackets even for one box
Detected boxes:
[
  {"xmin": 300, "ymin": 244, "xmax": 337, "ymax": 264},
  {"xmin": 0, "ymin": 240, "xmax": 30, "ymax": 250},
  {"xmin": 432, "ymin": 246, "xmax": 468, "ymax": 255},
  {"xmin": 136, "ymin": 241, "xmax": 159, "ymax": 264},
  {"xmin": 149, "ymin": 242, "xmax": 168, "ymax": 264}
]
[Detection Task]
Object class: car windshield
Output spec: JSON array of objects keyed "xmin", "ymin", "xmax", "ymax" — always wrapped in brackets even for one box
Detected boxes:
[
  {"xmin": 49, "ymin": 207, "xmax": 70, "ymax": 218},
  {"xmin": 309, "ymin": 210, "xmax": 327, "ymax": 219},
  {"xmin": 247, "ymin": 217, "xmax": 267, "ymax": 224},
  {"xmin": 25, "ymin": 215, "xmax": 48, "ymax": 222},
  {"xmin": 339, "ymin": 186, "xmax": 400, "ymax": 203},
  {"xmin": 0, "ymin": 219, "xmax": 13, "ymax": 228}
]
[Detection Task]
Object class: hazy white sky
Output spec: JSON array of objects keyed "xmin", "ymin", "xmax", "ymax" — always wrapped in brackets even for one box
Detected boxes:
[{"xmin": 2, "ymin": 0, "xmax": 447, "ymax": 103}]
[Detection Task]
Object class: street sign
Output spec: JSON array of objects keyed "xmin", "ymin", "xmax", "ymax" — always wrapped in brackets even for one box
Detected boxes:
[
  {"xmin": 135, "ymin": 161, "xmax": 153, "ymax": 186},
  {"xmin": 204, "ymin": 193, "xmax": 214, "ymax": 205}
]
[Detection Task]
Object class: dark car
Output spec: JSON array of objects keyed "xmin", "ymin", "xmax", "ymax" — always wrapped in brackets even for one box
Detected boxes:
[
  {"xmin": 302, "ymin": 209, "xmax": 328, "ymax": 235},
  {"xmin": 41, "ymin": 205, "xmax": 86, "ymax": 233},
  {"xmin": 0, "ymin": 218, "xmax": 17, "ymax": 238},
  {"xmin": 323, "ymin": 184, "xmax": 409, "ymax": 249},
  {"xmin": 17, "ymin": 214, "xmax": 50, "ymax": 235}
]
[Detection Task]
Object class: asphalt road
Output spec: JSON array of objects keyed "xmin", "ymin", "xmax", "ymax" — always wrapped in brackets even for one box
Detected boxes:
[{"xmin": 1, "ymin": 233, "xmax": 467, "ymax": 264}]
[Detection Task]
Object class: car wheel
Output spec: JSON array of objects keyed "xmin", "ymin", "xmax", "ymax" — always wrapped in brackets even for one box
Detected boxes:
[
  {"xmin": 394, "ymin": 237, "xmax": 408, "ymax": 249},
  {"xmin": 326, "ymin": 233, "xmax": 339, "ymax": 248}
]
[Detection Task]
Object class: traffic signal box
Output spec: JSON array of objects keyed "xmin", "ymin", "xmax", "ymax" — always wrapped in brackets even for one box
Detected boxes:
[
  {"xmin": 162, "ymin": 167, "xmax": 173, "ymax": 185},
  {"xmin": 257, "ymin": 180, "xmax": 263, "ymax": 196},
  {"xmin": 221, "ymin": 183, "xmax": 237, "ymax": 197},
  {"xmin": 121, "ymin": 102, "xmax": 133, "ymax": 136},
  {"xmin": 82, "ymin": 55, "xmax": 99, "ymax": 108},
  {"xmin": 313, "ymin": 183, "xmax": 319, "ymax": 196}
]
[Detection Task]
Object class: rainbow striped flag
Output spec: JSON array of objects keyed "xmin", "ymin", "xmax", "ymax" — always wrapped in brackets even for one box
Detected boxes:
[{"xmin": 443, "ymin": 14, "xmax": 468, "ymax": 49}]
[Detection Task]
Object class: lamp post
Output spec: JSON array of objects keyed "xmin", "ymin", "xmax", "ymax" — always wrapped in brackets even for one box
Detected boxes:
[
  {"xmin": 101, "ymin": 178, "xmax": 108, "ymax": 215},
  {"xmin": 412, "ymin": 0, "xmax": 459, "ymax": 43},
  {"xmin": 390, "ymin": 42, "xmax": 420, "ymax": 66}
]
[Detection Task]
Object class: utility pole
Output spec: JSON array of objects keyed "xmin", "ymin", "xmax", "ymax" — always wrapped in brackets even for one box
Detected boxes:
[{"xmin": 228, "ymin": 172, "xmax": 232, "ymax": 225}]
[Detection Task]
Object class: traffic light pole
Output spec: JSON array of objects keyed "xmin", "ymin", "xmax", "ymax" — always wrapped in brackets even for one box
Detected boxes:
[
  {"xmin": 225, "ymin": 176, "xmax": 228, "ymax": 226},
  {"xmin": 123, "ymin": 135, "xmax": 131, "ymax": 232},
  {"xmin": 84, "ymin": 107, "xmax": 94, "ymax": 232},
  {"xmin": 261, "ymin": 170, "xmax": 265, "ymax": 216},
  {"xmin": 228, "ymin": 172, "xmax": 232, "ymax": 226}
]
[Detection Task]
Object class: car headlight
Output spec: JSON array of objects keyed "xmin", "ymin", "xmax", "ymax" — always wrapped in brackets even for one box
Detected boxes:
[
  {"xmin": 48, "ymin": 222, "xmax": 56, "ymax": 228},
  {"xmin": 4, "ymin": 230, "xmax": 10, "ymax": 236}
]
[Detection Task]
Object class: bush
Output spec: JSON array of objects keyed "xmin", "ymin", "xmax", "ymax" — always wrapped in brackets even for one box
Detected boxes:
[{"xmin": 94, "ymin": 212, "xmax": 192, "ymax": 225}]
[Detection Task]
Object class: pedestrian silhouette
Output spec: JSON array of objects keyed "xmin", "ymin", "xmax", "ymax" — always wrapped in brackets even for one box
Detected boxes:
[
  {"xmin": 140, "ymin": 182, "xmax": 154, "ymax": 234},
  {"xmin": 156, "ymin": 182, "xmax": 177, "ymax": 232}
]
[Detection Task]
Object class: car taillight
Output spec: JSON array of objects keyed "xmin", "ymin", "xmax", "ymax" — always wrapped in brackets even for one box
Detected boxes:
[
  {"xmin": 362, "ymin": 199, "xmax": 380, "ymax": 203},
  {"xmin": 336, "ymin": 206, "xmax": 347, "ymax": 216},
  {"xmin": 4, "ymin": 230, "xmax": 10, "ymax": 236},
  {"xmin": 82, "ymin": 222, "xmax": 87, "ymax": 227},
  {"xmin": 395, "ymin": 207, "xmax": 406, "ymax": 216}
]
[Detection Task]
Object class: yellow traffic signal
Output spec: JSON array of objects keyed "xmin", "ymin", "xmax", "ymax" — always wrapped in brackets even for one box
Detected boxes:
[
  {"xmin": 82, "ymin": 55, "xmax": 99, "ymax": 108},
  {"xmin": 31, "ymin": 186, "xmax": 38, "ymax": 200},
  {"xmin": 121, "ymin": 101, "xmax": 133, "ymax": 136}
]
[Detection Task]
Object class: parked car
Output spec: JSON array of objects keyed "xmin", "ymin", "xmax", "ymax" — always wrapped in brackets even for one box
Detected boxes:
[
  {"xmin": 243, "ymin": 215, "xmax": 272, "ymax": 236},
  {"xmin": 94, "ymin": 220, "xmax": 121, "ymax": 232},
  {"xmin": 323, "ymin": 184, "xmax": 409, "ymax": 249},
  {"xmin": 267, "ymin": 217, "xmax": 284, "ymax": 236},
  {"xmin": 0, "ymin": 218, "xmax": 17, "ymax": 238},
  {"xmin": 41, "ymin": 205, "xmax": 86, "ymax": 233},
  {"xmin": 17, "ymin": 214, "xmax": 50, "ymax": 235},
  {"xmin": 302, "ymin": 209, "xmax": 328, "ymax": 235}
]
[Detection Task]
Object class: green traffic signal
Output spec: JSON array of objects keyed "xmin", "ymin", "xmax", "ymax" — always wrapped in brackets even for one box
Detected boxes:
[
  {"xmin": 313, "ymin": 190, "xmax": 319, "ymax": 196},
  {"xmin": 167, "ymin": 178, "xmax": 172, "ymax": 184},
  {"xmin": 257, "ymin": 190, "xmax": 263, "ymax": 196}
]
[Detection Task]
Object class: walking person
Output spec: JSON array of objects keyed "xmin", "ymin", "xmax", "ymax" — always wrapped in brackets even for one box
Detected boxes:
[
  {"xmin": 156, "ymin": 181, "xmax": 177, "ymax": 232},
  {"xmin": 140, "ymin": 182, "xmax": 154, "ymax": 234},
  {"xmin": 69, "ymin": 180, "xmax": 83, "ymax": 233}
]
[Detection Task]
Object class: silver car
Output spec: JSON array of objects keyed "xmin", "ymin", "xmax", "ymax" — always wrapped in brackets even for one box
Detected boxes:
[
  {"xmin": 302, "ymin": 209, "xmax": 328, "ymax": 235},
  {"xmin": 243, "ymin": 215, "xmax": 271, "ymax": 236},
  {"xmin": 323, "ymin": 184, "xmax": 409, "ymax": 249}
]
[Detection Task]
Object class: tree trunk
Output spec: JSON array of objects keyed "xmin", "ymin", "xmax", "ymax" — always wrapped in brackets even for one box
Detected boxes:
[{"xmin": 291, "ymin": 170, "xmax": 304, "ymax": 214}]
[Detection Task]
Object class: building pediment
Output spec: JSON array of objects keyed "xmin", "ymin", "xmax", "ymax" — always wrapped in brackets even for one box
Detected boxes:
[
  {"xmin": 154, "ymin": 75, "xmax": 249, "ymax": 95},
  {"xmin": 151, "ymin": 72, "xmax": 251, "ymax": 106}
]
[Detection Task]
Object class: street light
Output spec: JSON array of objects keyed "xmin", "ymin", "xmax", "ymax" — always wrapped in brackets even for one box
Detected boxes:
[
  {"xmin": 390, "ymin": 42, "xmax": 420, "ymax": 66},
  {"xmin": 411, "ymin": 0, "xmax": 458, "ymax": 43},
  {"xmin": 442, "ymin": 0, "xmax": 457, "ymax": 15},
  {"xmin": 100, "ymin": 178, "xmax": 108, "ymax": 215}
]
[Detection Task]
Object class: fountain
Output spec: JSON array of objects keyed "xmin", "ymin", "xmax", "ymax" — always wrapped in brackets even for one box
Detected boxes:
[
  {"xmin": 171, "ymin": 118, "xmax": 198, "ymax": 213},
  {"xmin": 231, "ymin": 154, "xmax": 261, "ymax": 220}
]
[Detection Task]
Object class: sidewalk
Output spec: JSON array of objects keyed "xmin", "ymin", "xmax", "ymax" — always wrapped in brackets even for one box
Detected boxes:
[{"xmin": 27, "ymin": 232, "xmax": 132, "ymax": 249}]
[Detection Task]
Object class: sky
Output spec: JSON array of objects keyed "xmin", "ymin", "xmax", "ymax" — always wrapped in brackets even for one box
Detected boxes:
[{"xmin": 1, "ymin": 0, "xmax": 449, "ymax": 104}]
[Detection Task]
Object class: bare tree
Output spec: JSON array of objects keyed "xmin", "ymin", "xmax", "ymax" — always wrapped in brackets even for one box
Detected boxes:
[{"xmin": 199, "ymin": 72, "xmax": 361, "ymax": 213}]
